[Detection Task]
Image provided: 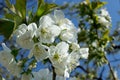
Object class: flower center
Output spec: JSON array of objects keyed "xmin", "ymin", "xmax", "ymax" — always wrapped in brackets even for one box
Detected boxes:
[
  {"xmin": 41, "ymin": 27, "xmax": 48, "ymax": 35},
  {"xmin": 53, "ymin": 53, "xmax": 60, "ymax": 61}
]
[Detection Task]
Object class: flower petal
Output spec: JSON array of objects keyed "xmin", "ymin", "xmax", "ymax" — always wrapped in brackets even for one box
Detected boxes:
[{"xmin": 54, "ymin": 10, "xmax": 65, "ymax": 21}]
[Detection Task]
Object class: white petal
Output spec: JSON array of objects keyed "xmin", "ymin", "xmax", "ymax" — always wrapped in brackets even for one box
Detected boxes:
[
  {"xmin": 54, "ymin": 68, "xmax": 65, "ymax": 77},
  {"xmin": 2, "ymin": 43, "xmax": 11, "ymax": 52},
  {"xmin": 21, "ymin": 74, "xmax": 32, "ymax": 80},
  {"xmin": 39, "ymin": 14, "xmax": 54, "ymax": 27},
  {"xmin": 56, "ymin": 75, "xmax": 66, "ymax": 80},
  {"xmin": 60, "ymin": 29, "xmax": 77, "ymax": 43},
  {"xmin": 29, "ymin": 43, "xmax": 50, "ymax": 61},
  {"xmin": 100, "ymin": 8, "xmax": 109, "ymax": 17},
  {"xmin": 32, "ymin": 68, "xmax": 52, "ymax": 80},
  {"xmin": 0, "ymin": 43, "xmax": 14, "ymax": 67},
  {"xmin": 28, "ymin": 23, "xmax": 38, "ymax": 38},
  {"xmin": 98, "ymin": 16, "xmax": 110, "ymax": 27},
  {"xmin": 28, "ymin": 23, "xmax": 37, "ymax": 32},
  {"xmin": 54, "ymin": 10, "xmax": 65, "ymax": 21},
  {"xmin": 7, "ymin": 63, "xmax": 21, "ymax": 77},
  {"xmin": 67, "ymin": 51, "xmax": 80, "ymax": 71},
  {"xmin": 64, "ymin": 69, "xmax": 69, "ymax": 78},
  {"xmin": 79, "ymin": 48, "xmax": 89, "ymax": 59},
  {"xmin": 38, "ymin": 25, "xmax": 60, "ymax": 43},
  {"xmin": 49, "ymin": 25, "xmax": 61, "ymax": 37},
  {"xmin": 56, "ymin": 42, "xmax": 69, "ymax": 55},
  {"xmin": 70, "ymin": 43, "xmax": 80, "ymax": 51},
  {"xmin": 39, "ymin": 68, "xmax": 49, "ymax": 76},
  {"xmin": 15, "ymin": 24, "xmax": 27, "ymax": 36},
  {"xmin": 16, "ymin": 31, "xmax": 34, "ymax": 49},
  {"xmin": 0, "ymin": 51, "xmax": 14, "ymax": 67}
]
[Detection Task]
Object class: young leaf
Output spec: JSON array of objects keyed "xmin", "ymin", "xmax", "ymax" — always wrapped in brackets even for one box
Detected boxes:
[
  {"xmin": 14, "ymin": 0, "xmax": 27, "ymax": 19},
  {"xmin": 0, "ymin": 19, "xmax": 14, "ymax": 39}
]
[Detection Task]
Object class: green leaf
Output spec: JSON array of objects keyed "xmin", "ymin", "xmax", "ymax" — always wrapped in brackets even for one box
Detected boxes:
[
  {"xmin": 91, "ymin": 1, "xmax": 107, "ymax": 10},
  {"xmin": 5, "ymin": 0, "xmax": 27, "ymax": 18},
  {"xmin": 14, "ymin": 0, "xmax": 26, "ymax": 18},
  {"xmin": 14, "ymin": 15, "xmax": 23, "ymax": 29},
  {"xmin": 5, "ymin": 0, "xmax": 12, "ymax": 8},
  {"xmin": 0, "ymin": 19, "xmax": 14, "ymax": 39},
  {"xmin": 103, "ymin": 29, "xmax": 109, "ymax": 38},
  {"xmin": 78, "ymin": 30, "xmax": 87, "ymax": 42},
  {"xmin": 86, "ymin": 0, "xmax": 90, "ymax": 4},
  {"xmin": 46, "ymin": 3, "xmax": 57, "ymax": 11},
  {"xmin": 4, "ymin": 13, "xmax": 25, "ymax": 32},
  {"xmin": 4, "ymin": 0, "xmax": 27, "ymax": 31},
  {"xmin": 11, "ymin": 48, "xmax": 20, "ymax": 58},
  {"xmin": 32, "ymin": 0, "xmax": 57, "ymax": 22},
  {"xmin": 5, "ymin": 13, "xmax": 15, "ymax": 21},
  {"xmin": 36, "ymin": 4, "xmax": 45, "ymax": 17}
]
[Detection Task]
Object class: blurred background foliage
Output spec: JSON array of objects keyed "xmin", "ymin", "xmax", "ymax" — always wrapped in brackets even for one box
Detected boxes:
[{"xmin": 0, "ymin": 0, "xmax": 120, "ymax": 80}]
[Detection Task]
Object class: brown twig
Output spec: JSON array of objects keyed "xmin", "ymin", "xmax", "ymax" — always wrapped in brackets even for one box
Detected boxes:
[
  {"xmin": 52, "ymin": 66, "xmax": 56, "ymax": 80},
  {"xmin": 104, "ymin": 56, "xmax": 117, "ymax": 80},
  {"xmin": 77, "ymin": 65, "xmax": 89, "ymax": 73}
]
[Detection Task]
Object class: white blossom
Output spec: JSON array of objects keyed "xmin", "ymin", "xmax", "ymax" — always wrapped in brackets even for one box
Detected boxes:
[
  {"xmin": 49, "ymin": 42, "xmax": 69, "ymax": 77},
  {"xmin": 15, "ymin": 23, "xmax": 37, "ymax": 49},
  {"xmin": 53, "ymin": 10, "xmax": 74, "ymax": 30},
  {"xmin": 32, "ymin": 68, "xmax": 52, "ymax": 80},
  {"xmin": 98, "ymin": 16, "xmax": 111, "ymax": 28},
  {"xmin": 100, "ymin": 8, "xmax": 110, "ymax": 17},
  {"xmin": 49, "ymin": 42, "xmax": 69, "ymax": 64},
  {"xmin": 67, "ymin": 44, "xmax": 89, "ymax": 71},
  {"xmin": 56, "ymin": 75, "xmax": 66, "ymax": 80},
  {"xmin": 27, "ymin": 23, "xmax": 38, "ymax": 38},
  {"xmin": 60, "ymin": 28, "xmax": 78, "ymax": 43},
  {"xmin": 7, "ymin": 62, "xmax": 21, "ymax": 77},
  {"xmin": 98, "ymin": 8, "xmax": 111, "ymax": 28},
  {"xmin": 29, "ymin": 43, "xmax": 50, "ymax": 61},
  {"xmin": 15, "ymin": 24, "xmax": 28, "ymax": 37},
  {"xmin": 67, "ymin": 51, "xmax": 80, "ymax": 72},
  {"xmin": 39, "ymin": 14, "xmax": 55, "ymax": 26},
  {"xmin": 79, "ymin": 48, "xmax": 89, "ymax": 59},
  {"xmin": 52, "ymin": 10, "xmax": 78, "ymax": 43},
  {"xmin": 16, "ymin": 30, "xmax": 34, "ymax": 49},
  {"xmin": 0, "ymin": 43, "xmax": 21, "ymax": 77},
  {"xmin": 11, "ymin": 10, "xmax": 90, "ymax": 79},
  {"xmin": 37, "ymin": 24, "xmax": 61, "ymax": 43},
  {"xmin": 70, "ymin": 43, "xmax": 80, "ymax": 51},
  {"xmin": 21, "ymin": 74, "xmax": 33, "ymax": 80},
  {"xmin": 92, "ymin": 41, "xmax": 97, "ymax": 47},
  {"xmin": 0, "ymin": 43, "xmax": 13, "ymax": 67},
  {"xmin": 37, "ymin": 15, "xmax": 61, "ymax": 43}
]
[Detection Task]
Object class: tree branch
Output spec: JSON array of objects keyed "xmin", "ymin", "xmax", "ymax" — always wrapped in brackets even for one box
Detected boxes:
[
  {"xmin": 52, "ymin": 66, "xmax": 56, "ymax": 80},
  {"xmin": 104, "ymin": 56, "xmax": 117, "ymax": 80},
  {"xmin": 77, "ymin": 65, "xmax": 111, "ymax": 80},
  {"xmin": 76, "ymin": 65, "xmax": 89, "ymax": 73},
  {"xmin": 113, "ymin": 45, "xmax": 120, "ymax": 49}
]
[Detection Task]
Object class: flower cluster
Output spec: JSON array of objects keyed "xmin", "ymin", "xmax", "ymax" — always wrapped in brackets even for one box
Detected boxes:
[
  {"xmin": 15, "ymin": 10, "xmax": 89, "ymax": 78},
  {"xmin": 0, "ymin": 10, "xmax": 89, "ymax": 80},
  {"xmin": 98, "ymin": 8, "xmax": 111, "ymax": 28},
  {"xmin": 0, "ymin": 43, "xmax": 21, "ymax": 77}
]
